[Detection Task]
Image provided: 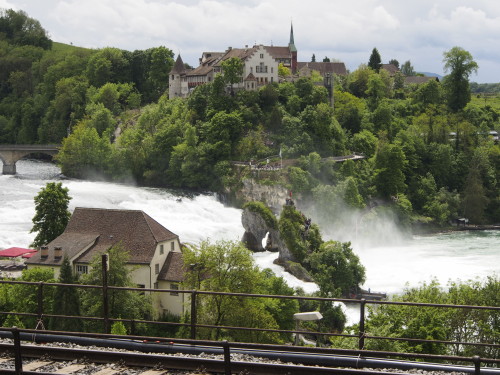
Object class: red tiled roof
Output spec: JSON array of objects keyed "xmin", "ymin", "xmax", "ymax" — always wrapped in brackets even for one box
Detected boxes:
[{"xmin": 0, "ymin": 247, "xmax": 36, "ymax": 257}]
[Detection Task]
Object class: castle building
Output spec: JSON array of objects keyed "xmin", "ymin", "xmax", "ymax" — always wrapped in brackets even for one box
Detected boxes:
[{"xmin": 170, "ymin": 24, "xmax": 297, "ymax": 98}]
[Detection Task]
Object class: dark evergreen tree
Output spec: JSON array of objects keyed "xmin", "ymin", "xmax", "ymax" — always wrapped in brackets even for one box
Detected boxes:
[
  {"xmin": 311, "ymin": 53, "xmax": 316, "ymax": 62},
  {"xmin": 49, "ymin": 257, "xmax": 82, "ymax": 331},
  {"xmin": 388, "ymin": 58, "xmax": 400, "ymax": 68},
  {"xmin": 30, "ymin": 182, "xmax": 72, "ymax": 248},
  {"xmin": 368, "ymin": 48, "xmax": 382, "ymax": 72}
]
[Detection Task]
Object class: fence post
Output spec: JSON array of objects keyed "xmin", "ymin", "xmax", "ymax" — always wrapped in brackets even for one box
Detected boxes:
[
  {"xmin": 359, "ymin": 299, "xmax": 366, "ymax": 350},
  {"xmin": 190, "ymin": 290, "xmax": 197, "ymax": 340},
  {"xmin": 13, "ymin": 327, "xmax": 22, "ymax": 375},
  {"xmin": 37, "ymin": 282, "xmax": 44, "ymax": 322},
  {"xmin": 222, "ymin": 340, "xmax": 231, "ymax": 375},
  {"xmin": 102, "ymin": 254, "xmax": 110, "ymax": 334},
  {"xmin": 473, "ymin": 355, "xmax": 481, "ymax": 375}
]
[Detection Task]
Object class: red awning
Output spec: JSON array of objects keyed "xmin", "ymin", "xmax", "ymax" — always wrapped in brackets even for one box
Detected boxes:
[{"xmin": 0, "ymin": 247, "xmax": 37, "ymax": 258}]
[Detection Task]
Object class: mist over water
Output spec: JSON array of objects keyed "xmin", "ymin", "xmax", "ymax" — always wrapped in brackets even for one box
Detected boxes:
[{"xmin": 1, "ymin": 160, "xmax": 498, "ymax": 298}]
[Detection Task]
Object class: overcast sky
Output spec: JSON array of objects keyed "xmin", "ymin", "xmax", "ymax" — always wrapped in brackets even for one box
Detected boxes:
[{"xmin": 2, "ymin": 0, "xmax": 499, "ymax": 83}]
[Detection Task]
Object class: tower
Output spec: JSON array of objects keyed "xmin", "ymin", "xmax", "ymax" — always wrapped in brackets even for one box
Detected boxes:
[
  {"xmin": 288, "ymin": 22, "xmax": 298, "ymax": 74},
  {"xmin": 168, "ymin": 54, "xmax": 187, "ymax": 98}
]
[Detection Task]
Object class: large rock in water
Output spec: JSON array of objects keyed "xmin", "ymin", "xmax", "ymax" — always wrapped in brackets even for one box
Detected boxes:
[
  {"xmin": 241, "ymin": 206, "xmax": 296, "ymax": 260},
  {"xmin": 241, "ymin": 207, "xmax": 271, "ymax": 252}
]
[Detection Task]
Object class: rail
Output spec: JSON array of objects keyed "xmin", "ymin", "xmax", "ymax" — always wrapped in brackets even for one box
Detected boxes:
[
  {"xmin": 0, "ymin": 279, "xmax": 498, "ymax": 363},
  {"xmin": 1, "ymin": 327, "xmax": 500, "ymax": 375}
]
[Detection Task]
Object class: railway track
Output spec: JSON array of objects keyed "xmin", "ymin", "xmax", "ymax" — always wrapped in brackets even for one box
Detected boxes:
[
  {"xmin": 0, "ymin": 330, "xmax": 498, "ymax": 375},
  {"xmin": 0, "ymin": 340, "xmax": 411, "ymax": 375}
]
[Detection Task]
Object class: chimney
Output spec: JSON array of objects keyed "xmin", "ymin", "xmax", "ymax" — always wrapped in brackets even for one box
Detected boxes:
[
  {"xmin": 54, "ymin": 246, "xmax": 62, "ymax": 259},
  {"xmin": 40, "ymin": 246, "xmax": 48, "ymax": 259}
]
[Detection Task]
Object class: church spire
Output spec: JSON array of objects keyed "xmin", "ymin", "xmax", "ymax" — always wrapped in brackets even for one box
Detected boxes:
[{"xmin": 289, "ymin": 22, "xmax": 297, "ymax": 52}]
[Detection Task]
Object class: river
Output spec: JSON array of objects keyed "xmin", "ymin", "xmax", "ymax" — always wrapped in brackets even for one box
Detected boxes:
[{"xmin": 1, "ymin": 160, "xmax": 499, "ymax": 298}]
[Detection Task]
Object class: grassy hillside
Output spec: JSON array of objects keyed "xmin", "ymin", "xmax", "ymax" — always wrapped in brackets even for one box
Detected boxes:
[{"xmin": 52, "ymin": 41, "xmax": 92, "ymax": 53}]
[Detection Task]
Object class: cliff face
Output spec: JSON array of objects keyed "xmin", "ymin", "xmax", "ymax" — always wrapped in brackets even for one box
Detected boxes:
[{"xmin": 237, "ymin": 179, "xmax": 289, "ymax": 214}]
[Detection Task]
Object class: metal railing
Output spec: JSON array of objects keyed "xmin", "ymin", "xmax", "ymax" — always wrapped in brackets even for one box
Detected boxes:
[{"xmin": 0, "ymin": 278, "xmax": 499, "ymax": 363}]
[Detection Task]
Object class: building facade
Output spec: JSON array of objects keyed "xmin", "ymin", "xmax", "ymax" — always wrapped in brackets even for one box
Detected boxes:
[{"xmin": 25, "ymin": 207, "xmax": 186, "ymax": 317}]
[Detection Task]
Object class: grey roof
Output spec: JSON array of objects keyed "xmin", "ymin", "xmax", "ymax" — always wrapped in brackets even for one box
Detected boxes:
[
  {"xmin": 171, "ymin": 55, "xmax": 187, "ymax": 75},
  {"xmin": 297, "ymin": 62, "xmax": 347, "ymax": 75},
  {"xmin": 157, "ymin": 251, "xmax": 184, "ymax": 282},
  {"xmin": 381, "ymin": 64, "xmax": 399, "ymax": 75}
]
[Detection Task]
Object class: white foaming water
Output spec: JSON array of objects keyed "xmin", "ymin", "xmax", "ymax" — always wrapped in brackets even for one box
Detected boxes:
[{"xmin": 1, "ymin": 160, "xmax": 499, "ymax": 305}]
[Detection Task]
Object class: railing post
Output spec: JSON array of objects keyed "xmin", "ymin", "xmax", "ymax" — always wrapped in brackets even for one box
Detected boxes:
[
  {"xmin": 102, "ymin": 254, "xmax": 110, "ymax": 334},
  {"xmin": 190, "ymin": 290, "xmax": 197, "ymax": 340},
  {"xmin": 473, "ymin": 355, "xmax": 481, "ymax": 375},
  {"xmin": 12, "ymin": 327, "xmax": 23, "ymax": 375},
  {"xmin": 359, "ymin": 299, "xmax": 366, "ymax": 350},
  {"xmin": 222, "ymin": 340, "xmax": 231, "ymax": 375},
  {"xmin": 37, "ymin": 282, "xmax": 44, "ymax": 322}
]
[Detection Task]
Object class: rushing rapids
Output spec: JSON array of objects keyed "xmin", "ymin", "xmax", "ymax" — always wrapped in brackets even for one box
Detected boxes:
[{"xmin": 0, "ymin": 160, "xmax": 498, "ymax": 297}]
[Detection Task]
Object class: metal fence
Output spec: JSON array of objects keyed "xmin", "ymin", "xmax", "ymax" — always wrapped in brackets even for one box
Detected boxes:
[{"xmin": 0, "ymin": 278, "xmax": 499, "ymax": 365}]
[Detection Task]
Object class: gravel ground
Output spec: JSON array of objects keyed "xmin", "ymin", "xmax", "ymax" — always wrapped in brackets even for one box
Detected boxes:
[{"xmin": 0, "ymin": 337, "xmax": 473, "ymax": 375}]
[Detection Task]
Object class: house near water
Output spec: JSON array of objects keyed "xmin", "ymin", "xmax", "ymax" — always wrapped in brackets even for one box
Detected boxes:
[{"xmin": 25, "ymin": 207, "xmax": 186, "ymax": 317}]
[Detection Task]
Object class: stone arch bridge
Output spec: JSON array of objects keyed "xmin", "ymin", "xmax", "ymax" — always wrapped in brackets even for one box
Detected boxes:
[{"xmin": 0, "ymin": 144, "xmax": 60, "ymax": 174}]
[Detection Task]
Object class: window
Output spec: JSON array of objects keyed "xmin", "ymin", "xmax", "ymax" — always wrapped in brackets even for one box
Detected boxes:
[
  {"xmin": 250, "ymin": 67, "xmax": 253, "ymax": 73},
  {"xmin": 271, "ymin": 67, "xmax": 274, "ymax": 73},
  {"xmin": 171, "ymin": 74, "xmax": 174, "ymax": 80},
  {"xmin": 160, "ymin": 244, "xmax": 164, "ymax": 255},
  {"xmin": 171, "ymin": 242, "xmax": 175, "ymax": 251},
  {"xmin": 271, "ymin": 77, "xmax": 274, "ymax": 83},
  {"xmin": 260, "ymin": 53, "xmax": 264, "ymax": 58},
  {"xmin": 170, "ymin": 283, "xmax": 179, "ymax": 296},
  {"xmin": 154, "ymin": 282, "xmax": 159, "ymax": 289},
  {"xmin": 76, "ymin": 265, "xmax": 88, "ymax": 275},
  {"xmin": 155, "ymin": 263, "xmax": 159, "ymax": 274}
]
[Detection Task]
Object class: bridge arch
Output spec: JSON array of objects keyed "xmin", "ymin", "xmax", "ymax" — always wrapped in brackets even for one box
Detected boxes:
[{"xmin": 0, "ymin": 145, "xmax": 60, "ymax": 175}]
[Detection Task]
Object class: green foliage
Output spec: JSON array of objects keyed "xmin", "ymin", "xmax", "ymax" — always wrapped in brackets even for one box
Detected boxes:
[
  {"xmin": 111, "ymin": 320, "xmax": 128, "ymax": 335},
  {"xmin": 278, "ymin": 205, "xmax": 322, "ymax": 263},
  {"xmin": 30, "ymin": 182, "xmax": 71, "ymax": 248},
  {"xmin": 80, "ymin": 244, "xmax": 152, "ymax": 332},
  {"xmin": 243, "ymin": 201, "xmax": 278, "ymax": 229},
  {"xmin": 365, "ymin": 278, "xmax": 500, "ymax": 357},
  {"xmin": 56, "ymin": 120, "xmax": 112, "ymax": 179},
  {"xmin": 442, "ymin": 47, "xmax": 478, "ymax": 112},
  {"xmin": 307, "ymin": 241, "xmax": 366, "ymax": 298},
  {"xmin": 368, "ymin": 48, "xmax": 382, "ymax": 72},
  {"xmin": 0, "ymin": 9, "xmax": 51, "ymax": 49},
  {"xmin": 13, "ymin": 267, "xmax": 55, "ymax": 328},
  {"xmin": 182, "ymin": 240, "xmax": 295, "ymax": 343}
]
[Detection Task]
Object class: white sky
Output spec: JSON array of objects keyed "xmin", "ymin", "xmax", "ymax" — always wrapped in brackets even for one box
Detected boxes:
[{"xmin": 2, "ymin": 0, "xmax": 499, "ymax": 83}]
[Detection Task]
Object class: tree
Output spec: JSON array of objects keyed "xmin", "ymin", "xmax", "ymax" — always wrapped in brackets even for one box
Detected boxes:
[
  {"xmin": 307, "ymin": 241, "xmax": 366, "ymax": 298},
  {"xmin": 221, "ymin": 57, "xmax": 244, "ymax": 95},
  {"xmin": 182, "ymin": 240, "xmax": 289, "ymax": 342},
  {"xmin": 49, "ymin": 256, "xmax": 82, "ymax": 331},
  {"xmin": 388, "ymin": 59, "xmax": 399, "ymax": 69},
  {"xmin": 80, "ymin": 244, "xmax": 152, "ymax": 333},
  {"xmin": 30, "ymin": 182, "xmax": 72, "ymax": 248},
  {"xmin": 368, "ymin": 48, "xmax": 382, "ymax": 72},
  {"xmin": 442, "ymin": 47, "xmax": 478, "ymax": 112},
  {"xmin": 311, "ymin": 53, "xmax": 316, "ymax": 62},
  {"xmin": 0, "ymin": 9, "xmax": 52, "ymax": 49},
  {"xmin": 374, "ymin": 142, "xmax": 407, "ymax": 198},
  {"xmin": 323, "ymin": 56, "xmax": 330, "ymax": 62},
  {"xmin": 400, "ymin": 60, "xmax": 415, "ymax": 76}
]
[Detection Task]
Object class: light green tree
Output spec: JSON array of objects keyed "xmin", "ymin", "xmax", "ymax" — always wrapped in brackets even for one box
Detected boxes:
[
  {"xmin": 30, "ymin": 182, "xmax": 72, "ymax": 248},
  {"xmin": 182, "ymin": 240, "xmax": 288, "ymax": 342},
  {"xmin": 221, "ymin": 57, "xmax": 244, "ymax": 95}
]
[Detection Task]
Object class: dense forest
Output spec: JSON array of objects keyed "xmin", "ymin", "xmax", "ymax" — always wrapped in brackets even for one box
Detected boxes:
[{"xmin": 1, "ymin": 8, "xmax": 499, "ymax": 232}]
